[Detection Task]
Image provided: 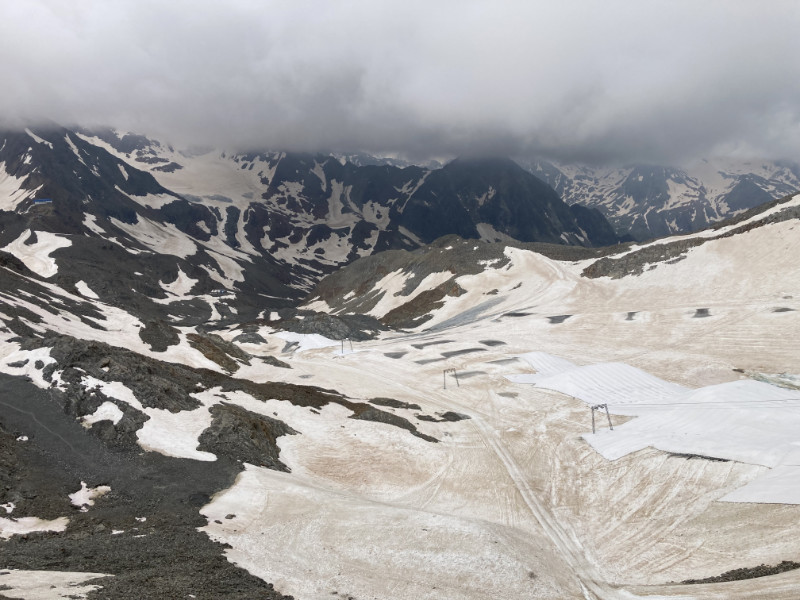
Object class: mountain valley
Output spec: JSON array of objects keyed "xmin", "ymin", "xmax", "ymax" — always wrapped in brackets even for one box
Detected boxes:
[{"xmin": 0, "ymin": 125, "xmax": 798, "ymax": 599}]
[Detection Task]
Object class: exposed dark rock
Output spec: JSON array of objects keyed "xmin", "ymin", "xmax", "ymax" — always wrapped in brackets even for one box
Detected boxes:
[
  {"xmin": 415, "ymin": 411, "xmax": 470, "ymax": 423},
  {"xmin": 233, "ymin": 330, "xmax": 268, "ymax": 344},
  {"xmin": 441, "ymin": 348, "xmax": 485, "ymax": 358},
  {"xmin": 682, "ymin": 561, "xmax": 800, "ymax": 584},
  {"xmin": 272, "ymin": 311, "xmax": 385, "ymax": 341},
  {"xmin": 411, "ymin": 340, "xmax": 454, "ymax": 349},
  {"xmin": 668, "ymin": 452, "xmax": 729, "ymax": 462},
  {"xmin": 187, "ymin": 333, "xmax": 250, "ymax": 373},
  {"xmin": 36, "ymin": 335, "xmax": 203, "ymax": 413},
  {"xmin": 369, "ymin": 397, "xmax": 422, "ymax": 411},
  {"xmin": 0, "ymin": 372, "xmax": 292, "ymax": 600},
  {"xmin": 258, "ymin": 355, "xmax": 291, "ymax": 369},
  {"xmin": 349, "ymin": 407, "xmax": 437, "ymax": 443},
  {"xmin": 138, "ymin": 319, "xmax": 180, "ymax": 352},
  {"xmin": 547, "ymin": 315, "xmax": 571, "ymax": 324},
  {"xmin": 198, "ymin": 403, "xmax": 297, "ymax": 471}
]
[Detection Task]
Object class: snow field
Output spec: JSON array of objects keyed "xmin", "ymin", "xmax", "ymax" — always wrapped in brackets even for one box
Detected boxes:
[
  {"xmin": 0, "ymin": 193, "xmax": 796, "ymax": 597},
  {"xmin": 0, "ymin": 569, "xmax": 109, "ymax": 600},
  {"xmin": 198, "ymin": 218, "xmax": 800, "ymax": 597},
  {"xmin": 202, "ymin": 466, "xmax": 581, "ymax": 600}
]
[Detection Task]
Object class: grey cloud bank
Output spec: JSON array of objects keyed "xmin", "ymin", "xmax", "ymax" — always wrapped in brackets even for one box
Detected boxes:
[{"xmin": 1, "ymin": 0, "xmax": 799, "ymax": 166}]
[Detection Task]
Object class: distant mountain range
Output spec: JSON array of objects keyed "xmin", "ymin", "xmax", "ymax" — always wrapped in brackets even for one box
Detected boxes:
[
  {"xmin": 0, "ymin": 125, "xmax": 622, "ymax": 328},
  {"xmin": 521, "ymin": 158, "xmax": 800, "ymax": 240}
]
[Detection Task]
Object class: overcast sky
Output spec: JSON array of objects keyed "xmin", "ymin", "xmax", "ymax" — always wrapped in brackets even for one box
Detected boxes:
[{"xmin": 1, "ymin": 0, "xmax": 798, "ymax": 166}]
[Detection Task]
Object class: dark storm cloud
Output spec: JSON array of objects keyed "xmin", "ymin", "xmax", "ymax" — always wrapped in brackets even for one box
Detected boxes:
[{"xmin": 1, "ymin": 0, "xmax": 799, "ymax": 165}]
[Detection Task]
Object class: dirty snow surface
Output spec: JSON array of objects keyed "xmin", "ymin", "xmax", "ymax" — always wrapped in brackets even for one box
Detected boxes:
[
  {"xmin": 0, "ymin": 198, "xmax": 798, "ymax": 599},
  {"xmin": 197, "ymin": 215, "xmax": 800, "ymax": 599}
]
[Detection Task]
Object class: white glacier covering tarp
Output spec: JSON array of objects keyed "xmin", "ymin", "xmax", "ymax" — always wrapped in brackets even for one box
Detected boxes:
[{"xmin": 509, "ymin": 352, "xmax": 800, "ymax": 502}]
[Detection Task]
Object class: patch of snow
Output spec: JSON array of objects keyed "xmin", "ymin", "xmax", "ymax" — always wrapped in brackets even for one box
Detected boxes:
[
  {"xmin": 201, "ymin": 465, "xmax": 565, "ymax": 600},
  {"xmin": 25, "ymin": 128, "xmax": 53, "ymax": 148},
  {"xmin": 109, "ymin": 216, "xmax": 197, "ymax": 258},
  {"xmin": 75, "ymin": 281, "xmax": 99, "ymax": 299},
  {"xmin": 312, "ymin": 160, "xmax": 327, "ymax": 192},
  {"xmin": 476, "ymin": 222, "xmax": 516, "ymax": 243},
  {"xmin": 301, "ymin": 299, "xmax": 330, "ymax": 312},
  {"xmin": 64, "ymin": 134, "xmax": 86, "ymax": 165},
  {"xmin": 2, "ymin": 229, "xmax": 72, "ymax": 278},
  {"xmin": 161, "ymin": 267, "xmax": 198, "ymax": 297},
  {"xmin": 69, "ymin": 482, "xmax": 111, "ymax": 511},
  {"xmin": 398, "ymin": 226, "xmax": 423, "ymax": 246},
  {"xmin": 203, "ymin": 249, "xmax": 245, "ymax": 284},
  {"xmin": 0, "ymin": 344, "xmax": 57, "ymax": 388},
  {"xmin": 136, "ymin": 400, "xmax": 217, "ymax": 461},
  {"xmin": 82, "ymin": 401, "xmax": 124, "ymax": 427},
  {"xmin": 117, "ymin": 188, "xmax": 175, "ymax": 210},
  {"xmin": 82, "ymin": 214, "xmax": 106, "ymax": 236},
  {"xmin": 0, "ymin": 516, "xmax": 69, "ymax": 539},
  {"xmin": 0, "ymin": 569, "xmax": 109, "ymax": 599},
  {"xmin": 0, "ymin": 162, "xmax": 37, "ymax": 211}
]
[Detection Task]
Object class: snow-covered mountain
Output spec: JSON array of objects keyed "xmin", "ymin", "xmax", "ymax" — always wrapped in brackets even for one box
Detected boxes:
[
  {"xmin": 0, "ymin": 125, "xmax": 626, "ymax": 330},
  {"xmin": 1, "ymin": 123, "xmax": 800, "ymax": 599},
  {"xmin": 523, "ymin": 157, "xmax": 800, "ymax": 240},
  {"xmin": 0, "ymin": 125, "xmax": 623, "ymax": 308}
]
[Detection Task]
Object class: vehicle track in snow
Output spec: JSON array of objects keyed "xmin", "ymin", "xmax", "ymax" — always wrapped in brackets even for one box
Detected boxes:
[{"xmin": 292, "ymin": 350, "xmax": 645, "ymax": 599}]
